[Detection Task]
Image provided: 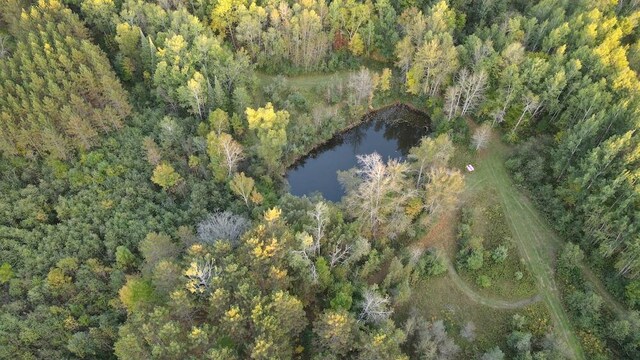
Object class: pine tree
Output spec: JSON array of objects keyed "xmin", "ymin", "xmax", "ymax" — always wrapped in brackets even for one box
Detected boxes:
[{"xmin": 0, "ymin": 0, "xmax": 131, "ymax": 159}]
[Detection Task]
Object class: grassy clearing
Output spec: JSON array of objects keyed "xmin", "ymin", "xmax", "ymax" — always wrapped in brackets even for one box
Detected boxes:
[
  {"xmin": 462, "ymin": 130, "xmax": 585, "ymax": 359},
  {"xmin": 256, "ymin": 70, "xmax": 421, "ymax": 109},
  {"xmin": 423, "ymin": 124, "xmax": 583, "ymax": 358},
  {"xmin": 401, "ymin": 274, "xmax": 549, "ymax": 358},
  {"xmin": 455, "ymin": 186, "xmax": 538, "ymax": 300}
]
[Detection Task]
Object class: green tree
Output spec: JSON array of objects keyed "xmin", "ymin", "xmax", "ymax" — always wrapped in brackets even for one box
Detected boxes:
[
  {"xmin": 151, "ymin": 163, "xmax": 183, "ymax": 190},
  {"xmin": 179, "ymin": 71, "xmax": 208, "ymax": 119},
  {"xmin": 357, "ymin": 322, "xmax": 408, "ymax": 360},
  {"xmin": 423, "ymin": 167, "xmax": 465, "ymax": 216},
  {"xmin": 139, "ymin": 232, "xmax": 178, "ymax": 275},
  {"xmin": 208, "ymin": 132, "xmax": 244, "ymax": 180},
  {"xmin": 313, "ymin": 309, "xmax": 357, "ymax": 356},
  {"xmin": 0, "ymin": 0, "xmax": 131, "ymax": 158},
  {"xmin": 625, "ymin": 280, "xmax": 640, "ymax": 307},
  {"xmin": 80, "ymin": 0, "xmax": 117, "ymax": 35},
  {"xmin": 119, "ymin": 277, "xmax": 156, "ymax": 313},
  {"xmin": 481, "ymin": 347, "xmax": 505, "ymax": 360},
  {"xmin": 208, "ymin": 108, "xmax": 230, "ymax": 135},
  {"xmin": 408, "ymin": 134, "xmax": 455, "ymax": 187},
  {"xmin": 0, "ymin": 262, "xmax": 14, "ymax": 283},
  {"xmin": 115, "ymin": 246, "xmax": 137, "ymax": 271}
]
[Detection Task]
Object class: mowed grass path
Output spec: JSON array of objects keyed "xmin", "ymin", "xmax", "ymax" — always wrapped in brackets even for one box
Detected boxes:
[
  {"xmin": 445, "ymin": 258, "xmax": 543, "ymax": 309},
  {"xmin": 464, "ymin": 133, "xmax": 585, "ymax": 360}
]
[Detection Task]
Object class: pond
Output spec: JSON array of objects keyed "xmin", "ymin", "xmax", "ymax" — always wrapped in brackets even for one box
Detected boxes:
[{"xmin": 286, "ymin": 104, "xmax": 431, "ymax": 202}]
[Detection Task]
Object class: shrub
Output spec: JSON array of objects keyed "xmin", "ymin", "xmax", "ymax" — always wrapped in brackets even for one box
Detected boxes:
[
  {"xmin": 515, "ymin": 271, "xmax": 524, "ymax": 281},
  {"xmin": 491, "ymin": 245, "xmax": 508, "ymax": 263},
  {"xmin": 477, "ymin": 275, "xmax": 492, "ymax": 288},
  {"xmin": 467, "ymin": 250, "xmax": 484, "ymax": 270}
]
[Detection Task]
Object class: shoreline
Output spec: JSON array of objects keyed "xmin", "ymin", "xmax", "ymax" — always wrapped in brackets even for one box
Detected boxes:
[{"xmin": 281, "ymin": 102, "xmax": 430, "ymax": 177}]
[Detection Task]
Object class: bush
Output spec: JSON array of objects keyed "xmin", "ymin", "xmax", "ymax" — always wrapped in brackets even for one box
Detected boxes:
[
  {"xmin": 491, "ymin": 245, "xmax": 508, "ymax": 263},
  {"xmin": 418, "ymin": 249, "xmax": 447, "ymax": 277},
  {"xmin": 285, "ymin": 91, "xmax": 309, "ymax": 112},
  {"xmin": 477, "ymin": 275, "xmax": 492, "ymax": 288},
  {"xmin": 514, "ymin": 271, "xmax": 524, "ymax": 281},
  {"xmin": 625, "ymin": 280, "xmax": 640, "ymax": 308},
  {"xmin": 466, "ymin": 250, "xmax": 484, "ymax": 270}
]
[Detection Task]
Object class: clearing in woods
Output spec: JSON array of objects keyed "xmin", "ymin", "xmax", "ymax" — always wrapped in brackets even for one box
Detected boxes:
[
  {"xmin": 461, "ymin": 129, "xmax": 585, "ymax": 359},
  {"xmin": 261, "ymin": 72, "xmax": 607, "ymax": 359}
]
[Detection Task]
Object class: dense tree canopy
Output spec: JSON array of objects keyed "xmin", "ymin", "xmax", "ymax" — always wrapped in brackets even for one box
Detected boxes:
[
  {"xmin": 0, "ymin": 0, "xmax": 131, "ymax": 159},
  {"xmin": 1, "ymin": 0, "xmax": 640, "ymax": 358}
]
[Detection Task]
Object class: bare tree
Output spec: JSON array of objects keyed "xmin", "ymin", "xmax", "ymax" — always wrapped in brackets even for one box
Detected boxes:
[
  {"xmin": 308, "ymin": 201, "xmax": 329, "ymax": 255},
  {"xmin": 444, "ymin": 85, "xmax": 461, "ymax": 120},
  {"xmin": 459, "ymin": 69, "xmax": 488, "ymax": 116},
  {"xmin": 291, "ymin": 232, "xmax": 320, "ymax": 284},
  {"xmin": 512, "ymin": 93, "xmax": 541, "ymax": 135},
  {"xmin": 217, "ymin": 133, "xmax": 244, "ymax": 177},
  {"xmin": 339, "ymin": 153, "xmax": 414, "ymax": 238},
  {"xmin": 184, "ymin": 258, "xmax": 218, "ymax": 294},
  {"xmin": 197, "ymin": 211, "xmax": 250, "ymax": 246},
  {"xmin": 349, "ymin": 237, "xmax": 371, "ymax": 263},
  {"xmin": 312, "ymin": 105, "xmax": 338, "ymax": 129},
  {"xmin": 473, "ymin": 38, "xmax": 493, "ymax": 66},
  {"xmin": 186, "ymin": 72, "xmax": 207, "ymax": 120},
  {"xmin": 348, "ymin": 67, "xmax": 374, "ymax": 107},
  {"xmin": 359, "ymin": 289, "xmax": 392, "ymax": 324},
  {"xmin": 414, "ymin": 319, "xmax": 460, "ymax": 360},
  {"xmin": 472, "ymin": 123, "xmax": 492, "ymax": 151},
  {"xmin": 490, "ymin": 108, "xmax": 506, "ymax": 126},
  {"xmin": 329, "ymin": 241, "xmax": 353, "ymax": 268}
]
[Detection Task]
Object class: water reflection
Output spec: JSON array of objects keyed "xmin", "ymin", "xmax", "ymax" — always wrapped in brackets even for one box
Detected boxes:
[{"xmin": 286, "ymin": 105, "xmax": 430, "ymax": 202}]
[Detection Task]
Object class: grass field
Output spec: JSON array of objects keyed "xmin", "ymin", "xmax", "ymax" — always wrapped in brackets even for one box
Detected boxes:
[
  {"xmin": 403, "ymin": 272, "xmax": 549, "ymax": 358},
  {"xmin": 455, "ymin": 186, "xmax": 538, "ymax": 300},
  {"xmin": 460, "ymin": 130, "xmax": 585, "ymax": 359}
]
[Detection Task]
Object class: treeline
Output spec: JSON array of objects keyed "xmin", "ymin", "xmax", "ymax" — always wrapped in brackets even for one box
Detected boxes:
[{"xmin": 499, "ymin": 1, "xmax": 640, "ymax": 295}]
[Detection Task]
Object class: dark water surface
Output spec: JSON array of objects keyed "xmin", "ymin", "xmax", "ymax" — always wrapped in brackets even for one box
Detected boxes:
[{"xmin": 286, "ymin": 105, "xmax": 430, "ymax": 201}]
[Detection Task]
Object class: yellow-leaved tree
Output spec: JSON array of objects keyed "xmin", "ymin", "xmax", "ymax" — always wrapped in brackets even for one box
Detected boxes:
[
  {"xmin": 246, "ymin": 103, "xmax": 290, "ymax": 172},
  {"xmin": 151, "ymin": 163, "xmax": 183, "ymax": 191}
]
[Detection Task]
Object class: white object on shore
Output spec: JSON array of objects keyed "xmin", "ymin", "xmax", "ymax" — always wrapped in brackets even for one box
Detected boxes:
[{"xmin": 466, "ymin": 164, "xmax": 475, "ymax": 172}]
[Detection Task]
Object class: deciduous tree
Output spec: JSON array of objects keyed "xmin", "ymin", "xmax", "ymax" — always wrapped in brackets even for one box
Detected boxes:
[
  {"xmin": 230, "ymin": 172, "xmax": 256, "ymax": 207},
  {"xmin": 246, "ymin": 103, "xmax": 290, "ymax": 172},
  {"xmin": 151, "ymin": 163, "xmax": 183, "ymax": 190}
]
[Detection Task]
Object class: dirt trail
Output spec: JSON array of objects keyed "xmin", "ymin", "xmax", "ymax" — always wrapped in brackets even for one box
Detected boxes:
[{"xmin": 445, "ymin": 259, "xmax": 543, "ymax": 310}]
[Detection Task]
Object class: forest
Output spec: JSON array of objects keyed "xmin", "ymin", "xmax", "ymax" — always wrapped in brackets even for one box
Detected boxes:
[{"xmin": 0, "ymin": 0, "xmax": 639, "ymax": 359}]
